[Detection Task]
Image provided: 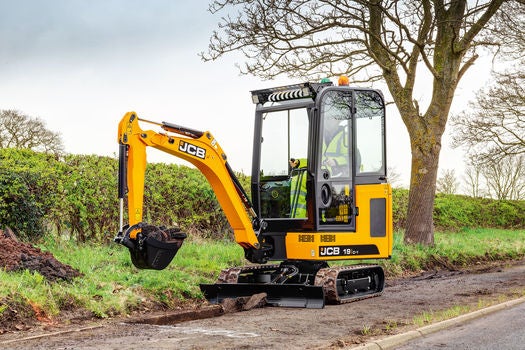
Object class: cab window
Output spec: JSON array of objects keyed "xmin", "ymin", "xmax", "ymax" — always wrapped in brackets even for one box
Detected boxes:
[{"xmin": 354, "ymin": 91, "xmax": 385, "ymax": 175}]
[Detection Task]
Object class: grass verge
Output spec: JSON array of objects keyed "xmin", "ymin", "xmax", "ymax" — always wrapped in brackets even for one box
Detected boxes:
[
  {"xmin": 412, "ymin": 290, "xmax": 525, "ymax": 327},
  {"xmin": 380, "ymin": 228, "xmax": 525, "ymax": 277},
  {"xmin": 1, "ymin": 228, "xmax": 524, "ymax": 322},
  {"xmin": 0, "ymin": 236, "xmax": 245, "ymax": 321}
]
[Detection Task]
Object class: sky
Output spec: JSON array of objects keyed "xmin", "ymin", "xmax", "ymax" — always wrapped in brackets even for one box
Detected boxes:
[{"xmin": 0, "ymin": 0, "xmax": 493, "ymax": 188}]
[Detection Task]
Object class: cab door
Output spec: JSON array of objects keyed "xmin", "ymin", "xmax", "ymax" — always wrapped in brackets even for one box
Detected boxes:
[{"xmin": 315, "ymin": 89, "xmax": 356, "ymax": 231}]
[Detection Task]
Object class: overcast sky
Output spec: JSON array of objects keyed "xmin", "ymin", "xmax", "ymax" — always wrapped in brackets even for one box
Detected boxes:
[{"xmin": 0, "ymin": 0, "xmax": 492, "ymax": 187}]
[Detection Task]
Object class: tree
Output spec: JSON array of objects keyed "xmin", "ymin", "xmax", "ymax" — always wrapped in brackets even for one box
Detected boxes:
[
  {"xmin": 462, "ymin": 160, "xmax": 486, "ymax": 198},
  {"xmin": 461, "ymin": 155, "xmax": 525, "ymax": 200},
  {"xmin": 387, "ymin": 166, "xmax": 403, "ymax": 188},
  {"xmin": 0, "ymin": 109, "xmax": 64, "ymax": 155},
  {"xmin": 452, "ymin": 70, "xmax": 525, "ymax": 164},
  {"xmin": 486, "ymin": 0, "xmax": 525, "ymax": 59},
  {"xmin": 482, "ymin": 155, "xmax": 525, "ymax": 200},
  {"xmin": 202, "ymin": 0, "xmax": 515, "ymax": 245},
  {"xmin": 450, "ymin": 2, "xmax": 525, "ymax": 199},
  {"xmin": 436, "ymin": 169, "xmax": 459, "ymax": 195}
]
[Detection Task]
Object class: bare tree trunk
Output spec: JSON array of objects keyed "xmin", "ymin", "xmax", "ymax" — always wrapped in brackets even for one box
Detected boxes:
[
  {"xmin": 400, "ymin": 88, "xmax": 449, "ymax": 245},
  {"xmin": 404, "ymin": 141, "xmax": 441, "ymax": 245}
]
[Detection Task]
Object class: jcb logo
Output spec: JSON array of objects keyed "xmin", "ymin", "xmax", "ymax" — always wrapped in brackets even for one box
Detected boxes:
[
  {"xmin": 320, "ymin": 235, "xmax": 335, "ymax": 242},
  {"xmin": 319, "ymin": 246, "xmax": 340, "ymax": 256},
  {"xmin": 298, "ymin": 235, "xmax": 314, "ymax": 242},
  {"xmin": 179, "ymin": 141, "xmax": 206, "ymax": 159}
]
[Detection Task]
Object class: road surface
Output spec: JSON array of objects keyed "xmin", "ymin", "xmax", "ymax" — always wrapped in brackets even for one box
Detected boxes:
[{"xmin": 395, "ymin": 301, "xmax": 525, "ymax": 350}]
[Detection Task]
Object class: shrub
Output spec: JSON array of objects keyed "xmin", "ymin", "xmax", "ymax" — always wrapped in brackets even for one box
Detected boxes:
[
  {"xmin": 0, "ymin": 149, "xmax": 523, "ymax": 243},
  {"xmin": 391, "ymin": 188, "xmax": 409, "ymax": 230},
  {"xmin": 143, "ymin": 163, "xmax": 230, "ymax": 237},
  {"xmin": 61, "ymin": 154, "xmax": 119, "ymax": 242},
  {"xmin": 432, "ymin": 194, "xmax": 524, "ymax": 231},
  {"xmin": 392, "ymin": 190, "xmax": 524, "ymax": 231},
  {"xmin": 0, "ymin": 149, "xmax": 62, "ymax": 240}
]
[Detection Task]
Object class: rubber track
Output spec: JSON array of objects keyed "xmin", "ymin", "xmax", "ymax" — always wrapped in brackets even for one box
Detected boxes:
[
  {"xmin": 216, "ymin": 264, "xmax": 383, "ymax": 305},
  {"xmin": 314, "ymin": 265, "xmax": 384, "ymax": 304}
]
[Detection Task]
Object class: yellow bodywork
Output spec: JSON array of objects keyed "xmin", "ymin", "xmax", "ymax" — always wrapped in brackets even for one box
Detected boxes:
[
  {"xmin": 118, "ymin": 112, "xmax": 260, "ymax": 249},
  {"xmin": 285, "ymin": 183, "xmax": 393, "ymax": 260}
]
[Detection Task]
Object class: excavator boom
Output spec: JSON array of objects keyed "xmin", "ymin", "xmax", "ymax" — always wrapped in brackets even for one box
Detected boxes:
[{"xmin": 115, "ymin": 112, "xmax": 262, "ymax": 270}]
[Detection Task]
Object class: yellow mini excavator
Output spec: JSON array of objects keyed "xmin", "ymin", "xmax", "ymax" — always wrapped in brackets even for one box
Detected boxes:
[{"xmin": 115, "ymin": 79, "xmax": 393, "ymax": 308}]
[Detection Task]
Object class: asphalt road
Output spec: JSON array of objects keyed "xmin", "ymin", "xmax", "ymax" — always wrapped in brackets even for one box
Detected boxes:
[{"xmin": 395, "ymin": 300, "xmax": 525, "ymax": 350}]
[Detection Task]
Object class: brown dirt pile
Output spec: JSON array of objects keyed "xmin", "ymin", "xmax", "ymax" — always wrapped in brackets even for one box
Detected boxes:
[
  {"xmin": 0, "ymin": 228, "xmax": 84, "ymax": 334},
  {"xmin": 0, "ymin": 228, "xmax": 82, "ymax": 282}
]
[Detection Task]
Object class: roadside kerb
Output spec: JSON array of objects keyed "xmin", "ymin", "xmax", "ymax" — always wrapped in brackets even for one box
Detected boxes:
[{"xmin": 346, "ymin": 296, "xmax": 525, "ymax": 350}]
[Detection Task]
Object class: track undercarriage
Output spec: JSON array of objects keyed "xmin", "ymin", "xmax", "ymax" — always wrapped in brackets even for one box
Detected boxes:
[{"xmin": 200, "ymin": 260, "xmax": 385, "ymax": 309}]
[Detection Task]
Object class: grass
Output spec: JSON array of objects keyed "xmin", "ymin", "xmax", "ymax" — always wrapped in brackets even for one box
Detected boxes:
[
  {"xmin": 379, "ymin": 228, "xmax": 525, "ymax": 277},
  {"xmin": 412, "ymin": 305, "xmax": 472, "ymax": 327},
  {"xmin": 0, "ymin": 236, "xmax": 245, "ymax": 319},
  {"xmin": 1, "ymin": 228, "xmax": 524, "ymax": 321},
  {"xmin": 360, "ymin": 324, "xmax": 373, "ymax": 336},
  {"xmin": 411, "ymin": 293, "xmax": 525, "ymax": 328}
]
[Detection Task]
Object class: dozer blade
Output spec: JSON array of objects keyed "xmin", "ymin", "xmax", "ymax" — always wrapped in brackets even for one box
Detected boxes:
[{"xmin": 200, "ymin": 283, "xmax": 325, "ymax": 309}]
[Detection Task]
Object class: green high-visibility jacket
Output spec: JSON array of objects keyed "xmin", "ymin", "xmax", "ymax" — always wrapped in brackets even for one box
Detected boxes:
[
  {"xmin": 290, "ymin": 158, "xmax": 307, "ymax": 218},
  {"xmin": 325, "ymin": 130, "xmax": 348, "ymax": 168}
]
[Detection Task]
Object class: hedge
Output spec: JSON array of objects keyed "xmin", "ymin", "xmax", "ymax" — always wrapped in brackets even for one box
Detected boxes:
[{"xmin": 0, "ymin": 149, "xmax": 523, "ymax": 242}]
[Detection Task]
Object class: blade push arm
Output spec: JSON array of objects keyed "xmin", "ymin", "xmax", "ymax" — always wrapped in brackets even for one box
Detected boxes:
[{"xmin": 117, "ymin": 111, "xmax": 261, "ymax": 250}]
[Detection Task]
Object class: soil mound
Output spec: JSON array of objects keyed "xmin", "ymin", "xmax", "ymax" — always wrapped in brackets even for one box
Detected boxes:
[{"xmin": 0, "ymin": 228, "xmax": 82, "ymax": 281}]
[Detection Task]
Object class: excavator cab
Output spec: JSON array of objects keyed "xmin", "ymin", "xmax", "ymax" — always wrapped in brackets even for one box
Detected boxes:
[
  {"xmin": 246, "ymin": 82, "xmax": 391, "ymax": 264},
  {"xmin": 115, "ymin": 79, "xmax": 392, "ymax": 308}
]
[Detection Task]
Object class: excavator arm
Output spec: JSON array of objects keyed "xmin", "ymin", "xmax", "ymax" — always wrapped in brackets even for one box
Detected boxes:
[{"xmin": 115, "ymin": 111, "xmax": 262, "ymax": 269}]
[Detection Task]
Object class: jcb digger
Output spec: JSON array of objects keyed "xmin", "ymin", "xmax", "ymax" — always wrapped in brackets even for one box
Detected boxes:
[{"xmin": 115, "ymin": 78, "xmax": 393, "ymax": 309}]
